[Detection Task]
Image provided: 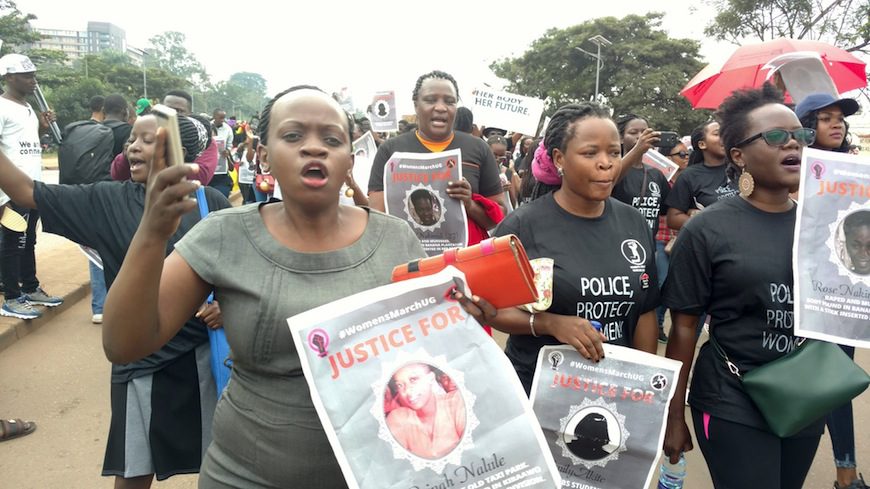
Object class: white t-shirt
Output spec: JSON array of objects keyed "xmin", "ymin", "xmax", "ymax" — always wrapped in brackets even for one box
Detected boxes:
[
  {"xmin": 213, "ymin": 123, "xmax": 234, "ymax": 174},
  {"xmin": 237, "ymin": 149, "xmax": 255, "ymax": 184},
  {"xmin": 0, "ymin": 97, "xmax": 42, "ymax": 181}
]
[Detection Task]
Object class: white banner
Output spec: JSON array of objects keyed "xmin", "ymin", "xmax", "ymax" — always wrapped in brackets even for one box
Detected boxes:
[
  {"xmin": 530, "ymin": 345, "xmax": 681, "ymax": 489},
  {"xmin": 794, "ymin": 147, "xmax": 870, "ymax": 348},
  {"xmin": 469, "ymin": 88, "xmax": 545, "ymax": 136},
  {"xmin": 289, "ymin": 268, "xmax": 561, "ymax": 489}
]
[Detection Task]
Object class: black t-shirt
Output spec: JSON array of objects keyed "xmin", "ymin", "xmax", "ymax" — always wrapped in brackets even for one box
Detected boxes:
[
  {"xmin": 33, "ymin": 181, "xmax": 231, "ymax": 383},
  {"xmin": 611, "ymin": 164, "xmax": 670, "ymax": 237},
  {"xmin": 104, "ymin": 119, "xmax": 132, "ymax": 158},
  {"xmin": 665, "ymin": 163, "xmax": 737, "ymax": 213},
  {"xmin": 494, "ymin": 193, "xmax": 660, "ymax": 391},
  {"xmin": 663, "ymin": 197, "xmax": 824, "ymax": 435},
  {"xmin": 368, "ymin": 131, "xmax": 502, "ymax": 197}
]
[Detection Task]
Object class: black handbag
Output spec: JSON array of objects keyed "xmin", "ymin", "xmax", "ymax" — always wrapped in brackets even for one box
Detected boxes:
[{"xmin": 710, "ymin": 333, "xmax": 869, "ymax": 438}]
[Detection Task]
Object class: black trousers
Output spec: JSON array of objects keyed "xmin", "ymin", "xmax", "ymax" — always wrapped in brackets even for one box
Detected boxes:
[
  {"xmin": 1, "ymin": 204, "xmax": 40, "ymax": 299},
  {"xmin": 691, "ymin": 407, "xmax": 821, "ymax": 489}
]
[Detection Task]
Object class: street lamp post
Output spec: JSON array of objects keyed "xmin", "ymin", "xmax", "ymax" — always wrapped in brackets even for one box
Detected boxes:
[
  {"xmin": 574, "ymin": 34, "xmax": 612, "ymax": 101},
  {"xmin": 142, "ymin": 51, "xmax": 148, "ymax": 99}
]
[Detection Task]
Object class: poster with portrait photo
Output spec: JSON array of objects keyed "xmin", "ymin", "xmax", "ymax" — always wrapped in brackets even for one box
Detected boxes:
[
  {"xmin": 288, "ymin": 268, "xmax": 561, "ymax": 489},
  {"xmin": 370, "ymin": 91, "xmax": 399, "ymax": 133},
  {"xmin": 795, "ymin": 148, "xmax": 870, "ymax": 348},
  {"xmin": 530, "ymin": 345, "xmax": 681, "ymax": 489},
  {"xmin": 384, "ymin": 150, "xmax": 468, "ymax": 256}
]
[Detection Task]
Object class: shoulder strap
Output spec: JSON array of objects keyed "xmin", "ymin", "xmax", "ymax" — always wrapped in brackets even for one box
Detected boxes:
[
  {"xmin": 195, "ymin": 187, "xmax": 209, "ymax": 219},
  {"xmin": 708, "ymin": 333, "xmax": 742, "ymax": 378}
]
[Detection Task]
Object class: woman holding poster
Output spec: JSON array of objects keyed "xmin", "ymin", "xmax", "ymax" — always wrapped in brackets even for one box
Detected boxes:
[
  {"xmin": 796, "ymin": 92, "xmax": 866, "ymax": 489},
  {"xmin": 367, "ymin": 70, "xmax": 506, "ymax": 240},
  {"xmin": 100, "ymin": 86, "xmax": 496, "ymax": 488},
  {"xmin": 663, "ymin": 84, "xmax": 822, "ymax": 489},
  {"xmin": 490, "ymin": 102, "xmax": 661, "ymax": 393}
]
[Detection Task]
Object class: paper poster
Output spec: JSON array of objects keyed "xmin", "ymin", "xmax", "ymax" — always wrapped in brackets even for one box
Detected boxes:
[
  {"xmin": 794, "ymin": 148, "xmax": 870, "ymax": 348},
  {"xmin": 384, "ymin": 150, "xmax": 468, "ymax": 256},
  {"xmin": 642, "ymin": 150, "xmax": 681, "ymax": 182},
  {"xmin": 530, "ymin": 345, "xmax": 681, "ymax": 489},
  {"xmin": 214, "ymin": 139, "xmax": 228, "ymax": 174},
  {"xmin": 288, "ymin": 268, "xmax": 561, "ymax": 489},
  {"xmin": 470, "ymin": 88, "xmax": 546, "ymax": 136},
  {"xmin": 342, "ymin": 131, "xmax": 377, "ymax": 201},
  {"xmin": 371, "ymin": 91, "xmax": 399, "ymax": 133}
]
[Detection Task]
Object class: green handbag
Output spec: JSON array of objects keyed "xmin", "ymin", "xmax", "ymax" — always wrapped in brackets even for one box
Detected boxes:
[{"xmin": 710, "ymin": 334, "xmax": 870, "ymax": 438}]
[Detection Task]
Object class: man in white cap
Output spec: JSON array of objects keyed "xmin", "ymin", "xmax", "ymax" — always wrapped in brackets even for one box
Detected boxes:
[{"xmin": 0, "ymin": 53, "xmax": 63, "ymax": 320}]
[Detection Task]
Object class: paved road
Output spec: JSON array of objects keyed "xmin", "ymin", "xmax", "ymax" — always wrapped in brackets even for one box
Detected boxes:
[{"xmin": 0, "ymin": 294, "xmax": 866, "ymax": 488}]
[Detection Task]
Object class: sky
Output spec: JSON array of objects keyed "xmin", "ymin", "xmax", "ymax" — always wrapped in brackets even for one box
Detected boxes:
[{"xmin": 24, "ymin": 0, "xmax": 744, "ymax": 115}]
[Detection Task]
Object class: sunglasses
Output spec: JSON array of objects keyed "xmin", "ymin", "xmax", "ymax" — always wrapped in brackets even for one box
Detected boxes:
[
  {"xmin": 734, "ymin": 128, "xmax": 816, "ymax": 148},
  {"xmin": 669, "ymin": 151, "xmax": 689, "ymax": 158}
]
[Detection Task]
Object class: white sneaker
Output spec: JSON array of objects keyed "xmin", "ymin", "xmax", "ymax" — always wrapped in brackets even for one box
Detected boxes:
[{"xmin": 92, "ymin": 314, "xmax": 103, "ymax": 324}]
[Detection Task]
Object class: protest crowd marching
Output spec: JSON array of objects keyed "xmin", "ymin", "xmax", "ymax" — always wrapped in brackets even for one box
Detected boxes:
[{"xmin": 0, "ymin": 27, "xmax": 869, "ymax": 489}]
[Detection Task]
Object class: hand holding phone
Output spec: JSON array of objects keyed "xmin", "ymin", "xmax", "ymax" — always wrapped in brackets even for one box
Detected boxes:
[
  {"xmin": 150, "ymin": 104, "xmax": 185, "ymax": 169},
  {"xmin": 659, "ymin": 131, "xmax": 679, "ymax": 148}
]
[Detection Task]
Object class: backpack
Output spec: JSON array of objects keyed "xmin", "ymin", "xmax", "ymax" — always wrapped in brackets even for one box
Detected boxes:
[{"xmin": 58, "ymin": 120, "xmax": 120, "ymax": 184}]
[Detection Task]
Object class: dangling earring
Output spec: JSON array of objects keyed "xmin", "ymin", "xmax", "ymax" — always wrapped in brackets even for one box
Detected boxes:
[
  {"xmin": 738, "ymin": 169, "xmax": 755, "ymax": 197},
  {"xmin": 557, "ymin": 167, "xmax": 564, "ymax": 178},
  {"xmin": 345, "ymin": 187, "xmax": 355, "ymax": 198}
]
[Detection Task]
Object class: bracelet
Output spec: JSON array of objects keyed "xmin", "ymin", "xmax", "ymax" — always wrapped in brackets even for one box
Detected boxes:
[{"xmin": 529, "ymin": 313, "xmax": 539, "ymax": 337}]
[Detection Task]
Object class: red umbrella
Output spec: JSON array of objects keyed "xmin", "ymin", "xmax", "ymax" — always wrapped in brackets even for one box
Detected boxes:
[{"xmin": 681, "ymin": 38, "xmax": 867, "ymax": 109}]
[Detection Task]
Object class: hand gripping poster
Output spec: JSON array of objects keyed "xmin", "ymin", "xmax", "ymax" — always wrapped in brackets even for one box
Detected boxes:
[
  {"xmin": 289, "ymin": 268, "xmax": 561, "ymax": 489},
  {"xmin": 795, "ymin": 147, "xmax": 870, "ymax": 348},
  {"xmin": 530, "ymin": 345, "xmax": 681, "ymax": 489},
  {"xmin": 384, "ymin": 150, "xmax": 468, "ymax": 256}
]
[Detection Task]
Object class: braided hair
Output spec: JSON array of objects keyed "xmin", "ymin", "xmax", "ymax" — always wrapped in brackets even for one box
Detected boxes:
[
  {"xmin": 412, "ymin": 70, "xmax": 459, "ymax": 103},
  {"xmin": 800, "ymin": 109, "xmax": 852, "ymax": 153},
  {"xmin": 525, "ymin": 103, "xmax": 612, "ymax": 201},
  {"xmin": 258, "ymin": 85, "xmax": 355, "ymax": 146},
  {"xmin": 543, "ymin": 102, "xmax": 613, "ymax": 162},
  {"xmin": 454, "ymin": 106, "xmax": 474, "ymax": 133},
  {"xmin": 615, "ymin": 113, "xmax": 645, "ymax": 138},
  {"xmin": 688, "ymin": 120, "xmax": 717, "ymax": 166},
  {"xmin": 178, "ymin": 115, "xmax": 212, "ymax": 162},
  {"xmin": 714, "ymin": 83, "xmax": 785, "ymax": 182}
]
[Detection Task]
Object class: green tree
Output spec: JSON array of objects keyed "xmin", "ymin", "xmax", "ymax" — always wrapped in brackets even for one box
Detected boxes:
[
  {"xmin": 490, "ymin": 13, "xmax": 711, "ymax": 135},
  {"xmin": 705, "ymin": 0, "xmax": 870, "ymax": 53},
  {"xmin": 148, "ymin": 31, "xmax": 210, "ymax": 88},
  {"xmin": 0, "ymin": 1, "xmax": 41, "ymax": 56},
  {"xmin": 35, "ymin": 49, "xmax": 189, "ymax": 128}
]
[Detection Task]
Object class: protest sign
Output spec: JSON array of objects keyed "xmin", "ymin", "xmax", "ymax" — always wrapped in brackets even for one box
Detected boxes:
[
  {"xmin": 346, "ymin": 130, "xmax": 377, "ymax": 198},
  {"xmin": 289, "ymin": 268, "xmax": 561, "ymax": 489},
  {"xmin": 641, "ymin": 150, "xmax": 681, "ymax": 182},
  {"xmin": 795, "ymin": 148, "xmax": 870, "ymax": 348},
  {"xmin": 530, "ymin": 345, "xmax": 681, "ymax": 489},
  {"xmin": 470, "ymin": 88, "xmax": 545, "ymax": 136},
  {"xmin": 384, "ymin": 150, "xmax": 468, "ymax": 255},
  {"xmin": 371, "ymin": 91, "xmax": 399, "ymax": 132}
]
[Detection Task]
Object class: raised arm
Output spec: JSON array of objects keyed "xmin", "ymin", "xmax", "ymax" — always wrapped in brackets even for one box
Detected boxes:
[
  {"xmin": 102, "ymin": 138, "xmax": 211, "ymax": 363},
  {"xmin": 0, "ymin": 148, "xmax": 37, "ymax": 208}
]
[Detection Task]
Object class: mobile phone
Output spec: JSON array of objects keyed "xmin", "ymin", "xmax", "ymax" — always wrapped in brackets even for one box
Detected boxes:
[
  {"xmin": 150, "ymin": 104, "xmax": 185, "ymax": 168},
  {"xmin": 659, "ymin": 131, "xmax": 679, "ymax": 148}
]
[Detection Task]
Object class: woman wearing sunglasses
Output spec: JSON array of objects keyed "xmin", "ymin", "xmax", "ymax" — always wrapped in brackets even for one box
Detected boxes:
[
  {"xmin": 662, "ymin": 84, "xmax": 821, "ymax": 488},
  {"xmin": 651, "ymin": 140, "xmax": 690, "ymax": 341},
  {"xmin": 796, "ymin": 93, "xmax": 866, "ymax": 489}
]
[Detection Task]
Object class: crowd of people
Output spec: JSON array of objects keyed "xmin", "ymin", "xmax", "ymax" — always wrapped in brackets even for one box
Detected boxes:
[{"xmin": 0, "ymin": 51, "xmax": 867, "ymax": 489}]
